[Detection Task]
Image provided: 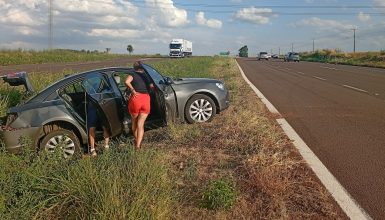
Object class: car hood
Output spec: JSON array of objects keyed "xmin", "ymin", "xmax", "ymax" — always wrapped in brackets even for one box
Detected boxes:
[{"xmin": 172, "ymin": 77, "xmax": 221, "ymax": 85}]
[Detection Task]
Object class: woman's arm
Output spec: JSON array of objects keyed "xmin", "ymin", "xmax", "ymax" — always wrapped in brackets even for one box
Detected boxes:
[{"xmin": 125, "ymin": 75, "xmax": 137, "ymax": 95}]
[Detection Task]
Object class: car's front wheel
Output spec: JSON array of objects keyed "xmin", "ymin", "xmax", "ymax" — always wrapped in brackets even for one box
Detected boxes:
[
  {"xmin": 185, "ymin": 94, "xmax": 216, "ymax": 123},
  {"xmin": 40, "ymin": 129, "xmax": 81, "ymax": 158}
]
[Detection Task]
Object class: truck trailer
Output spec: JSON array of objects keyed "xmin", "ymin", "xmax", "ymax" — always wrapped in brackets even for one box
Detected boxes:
[{"xmin": 169, "ymin": 39, "xmax": 192, "ymax": 58}]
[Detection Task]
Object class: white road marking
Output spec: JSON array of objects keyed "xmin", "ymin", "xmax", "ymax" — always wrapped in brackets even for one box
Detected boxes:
[
  {"xmin": 285, "ymin": 68, "xmax": 291, "ymax": 70},
  {"xmin": 313, "ymin": 76, "xmax": 327, "ymax": 81},
  {"xmin": 342, "ymin": 84, "xmax": 369, "ymax": 93},
  {"xmin": 374, "ymin": 93, "xmax": 380, "ymax": 96},
  {"xmin": 297, "ymin": 71, "xmax": 305, "ymax": 75},
  {"xmin": 236, "ymin": 60, "xmax": 372, "ymax": 220},
  {"xmin": 321, "ymin": 66, "xmax": 337, "ymax": 70}
]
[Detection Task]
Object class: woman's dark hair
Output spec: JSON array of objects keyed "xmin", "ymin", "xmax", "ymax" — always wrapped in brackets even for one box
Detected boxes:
[{"xmin": 133, "ymin": 61, "xmax": 143, "ymax": 71}]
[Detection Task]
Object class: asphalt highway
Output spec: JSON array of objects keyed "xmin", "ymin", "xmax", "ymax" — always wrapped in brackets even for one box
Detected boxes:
[{"xmin": 237, "ymin": 58, "xmax": 385, "ymax": 219}]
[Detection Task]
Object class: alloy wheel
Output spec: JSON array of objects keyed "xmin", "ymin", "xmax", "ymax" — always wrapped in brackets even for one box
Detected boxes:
[{"xmin": 189, "ymin": 98, "xmax": 213, "ymax": 122}]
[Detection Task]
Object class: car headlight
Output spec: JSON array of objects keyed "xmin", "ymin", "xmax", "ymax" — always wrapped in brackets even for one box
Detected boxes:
[{"xmin": 215, "ymin": 82, "xmax": 225, "ymax": 90}]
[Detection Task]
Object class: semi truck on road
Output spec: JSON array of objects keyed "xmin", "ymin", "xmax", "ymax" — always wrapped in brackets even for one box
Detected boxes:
[{"xmin": 169, "ymin": 39, "xmax": 192, "ymax": 58}]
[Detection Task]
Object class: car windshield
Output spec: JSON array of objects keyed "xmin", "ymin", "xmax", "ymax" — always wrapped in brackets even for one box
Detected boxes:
[
  {"xmin": 170, "ymin": 44, "xmax": 181, "ymax": 49},
  {"xmin": 260, "ymin": 52, "xmax": 267, "ymax": 55}
]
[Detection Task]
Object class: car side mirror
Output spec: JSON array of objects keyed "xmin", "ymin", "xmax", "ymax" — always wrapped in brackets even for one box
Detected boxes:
[{"xmin": 163, "ymin": 76, "xmax": 173, "ymax": 85}]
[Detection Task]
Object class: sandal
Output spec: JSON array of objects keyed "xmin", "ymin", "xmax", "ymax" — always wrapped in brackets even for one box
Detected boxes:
[{"xmin": 90, "ymin": 148, "xmax": 97, "ymax": 157}]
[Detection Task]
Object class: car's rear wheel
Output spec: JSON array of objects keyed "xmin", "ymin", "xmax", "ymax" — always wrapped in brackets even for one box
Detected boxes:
[
  {"xmin": 185, "ymin": 94, "xmax": 216, "ymax": 123},
  {"xmin": 40, "ymin": 129, "xmax": 81, "ymax": 158}
]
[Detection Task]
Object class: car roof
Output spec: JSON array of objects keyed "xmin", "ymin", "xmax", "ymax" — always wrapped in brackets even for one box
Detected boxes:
[{"xmin": 28, "ymin": 67, "xmax": 133, "ymax": 103}]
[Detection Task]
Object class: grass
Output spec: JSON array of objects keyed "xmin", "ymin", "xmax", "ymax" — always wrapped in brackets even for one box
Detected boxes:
[
  {"xmin": 0, "ymin": 49, "xmax": 162, "ymax": 66},
  {"xmin": 301, "ymin": 49, "xmax": 385, "ymax": 68},
  {"xmin": 0, "ymin": 56, "xmax": 345, "ymax": 219},
  {"xmin": 0, "ymin": 147, "xmax": 174, "ymax": 219}
]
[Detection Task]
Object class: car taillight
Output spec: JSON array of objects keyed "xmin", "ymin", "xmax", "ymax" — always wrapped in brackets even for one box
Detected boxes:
[{"xmin": 5, "ymin": 113, "xmax": 18, "ymax": 130}]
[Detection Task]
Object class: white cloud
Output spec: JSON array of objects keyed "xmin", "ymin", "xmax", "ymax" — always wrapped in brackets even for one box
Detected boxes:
[
  {"xmin": 196, "ymin": 12, "xmax": 222, "ymax": 29},
  {"xmin": 374, "ymin": 0, "xmax": 385, "ymax": 7},
  {"xmin": 358, "ymin": 12, "xmax": 371, "ymax": 22},
  {"xmin": 87, "ymin": 29, "xmax": 142, "ymax": 38},
  {"xmin": 292, "ymin": 17, "xmax": 356, "ymax": 31},
  {"xmin": 234, "ymin": 7, "xmax": 274, "ymax": 25},
  {"xmin": 145, "ymin": 0, "xmax": 188, "ymax": 27},
  {"xmin": 56, "ymin": 0, "xmax": 137, "ymax": 15},
  {"xmin": 0, "ymin": 8, "xmax": 37, "ymax": 26}
]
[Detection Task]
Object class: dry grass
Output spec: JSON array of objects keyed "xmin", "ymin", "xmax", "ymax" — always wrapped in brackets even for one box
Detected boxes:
[{"xmin": 144, "ymin": 58, "xmax": 346, "ymax": 219}]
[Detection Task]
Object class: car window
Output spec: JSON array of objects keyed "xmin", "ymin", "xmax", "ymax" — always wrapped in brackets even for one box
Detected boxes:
[
  {"xmin": 83, "ymin": 74, "xmax": 112, "ymax": 95},
  {"xmin": 64, "ymin": 80, "xmax": 85, "ymax": 94},
  {"xmin": 142, "ymin": 64, "xmax": 164, "ymax": 86}
]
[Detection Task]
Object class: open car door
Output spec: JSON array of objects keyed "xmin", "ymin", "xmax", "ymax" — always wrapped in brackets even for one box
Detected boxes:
[
  {"xmin": 82, "ymin": 72, "xmax": 123, "ymax": 137},
  {"xmin": 142, "ymin": 64, "xmax": 175, "ymax": 126},
  {"xmin": 1, "ymin": 71, "xmax": 34, "ymax": 94}
]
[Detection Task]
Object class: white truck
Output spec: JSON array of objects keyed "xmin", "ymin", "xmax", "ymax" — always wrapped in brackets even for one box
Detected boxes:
[{"xmin": 169, "ymin": 39, "xmax": 192, "ymax": 58}]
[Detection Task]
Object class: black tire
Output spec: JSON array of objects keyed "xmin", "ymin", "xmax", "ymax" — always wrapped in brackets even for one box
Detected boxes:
[
  {"xmin": 40, "ymin": 129, "xmax": 81, "ymax": 158},
  {"xmin": 185, "ymin": 94, "xmax": 216, "ymax": 124}
]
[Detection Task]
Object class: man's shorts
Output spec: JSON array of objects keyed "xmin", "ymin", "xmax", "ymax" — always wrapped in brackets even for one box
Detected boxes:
[
  {"xmin": 128, "ymin": 93, "xmax": 151, "ymax": 115},
  {"xmin": 87, "ymin": 104, "xmax": 100, "ymax": 129}
]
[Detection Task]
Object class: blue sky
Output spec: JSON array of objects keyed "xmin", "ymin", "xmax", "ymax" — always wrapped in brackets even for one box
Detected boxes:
[{"xmin": 0, "ymin": 0, "xmax": 384, "ymax": 56}]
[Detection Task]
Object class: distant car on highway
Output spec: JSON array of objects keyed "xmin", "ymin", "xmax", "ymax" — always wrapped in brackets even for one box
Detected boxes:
[
  {"xmin": 1, "ymin": 64, "xmax": 229, "ymax": 158},
  {"xmin": 258, "ymin": 52, "xmax": 269, "ymax": 60},
  {"xmin": 284, "ymin": 52, "xmax": 300, "ymax": 62},
  {"xmin": 271, "ymin": 54, "xmax": 279, "ymax": 59}
]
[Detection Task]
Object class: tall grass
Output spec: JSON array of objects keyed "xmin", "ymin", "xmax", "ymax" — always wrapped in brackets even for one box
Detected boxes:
[
  {"xmin": 0, "ymin": 147, "xmax": 174, "ymax": 219},
  {"xmin": 151, "ymin": 56, "xmax": 216, "ymax": 78}
]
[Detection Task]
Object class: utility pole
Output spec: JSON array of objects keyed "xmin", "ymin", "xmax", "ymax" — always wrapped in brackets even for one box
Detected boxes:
[
  {"xmin": 49, "ymin": 0, "xmax": 53, "ymax": 50},
  {"xmin": 278, "ymin": 47, "xmax": 280, "ymax": 56},
  {"xmin": 351, "ymin": 28, "xmax": 356, "ymax": 53},
  {"xmin": 291, "ymin": 43, "xmax": 294, "ymax": 52}
]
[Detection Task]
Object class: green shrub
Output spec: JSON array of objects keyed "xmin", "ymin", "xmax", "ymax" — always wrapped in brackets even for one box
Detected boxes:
[{"xmin": 201, "ymin": 178, "xmax": 237, "ymax": 210}]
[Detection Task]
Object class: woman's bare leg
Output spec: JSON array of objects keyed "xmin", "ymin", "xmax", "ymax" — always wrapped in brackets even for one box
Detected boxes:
[
  {"xmin": 103, "ymin": 127, "xmax": 110, "ymax": 148},
  {"xmin": 135, "ymin": 113, "xmax": 148, "ymax": 149},
  {"xmin": 130, "ymin": 114, "xmax": 138, "ymax": 144}
]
